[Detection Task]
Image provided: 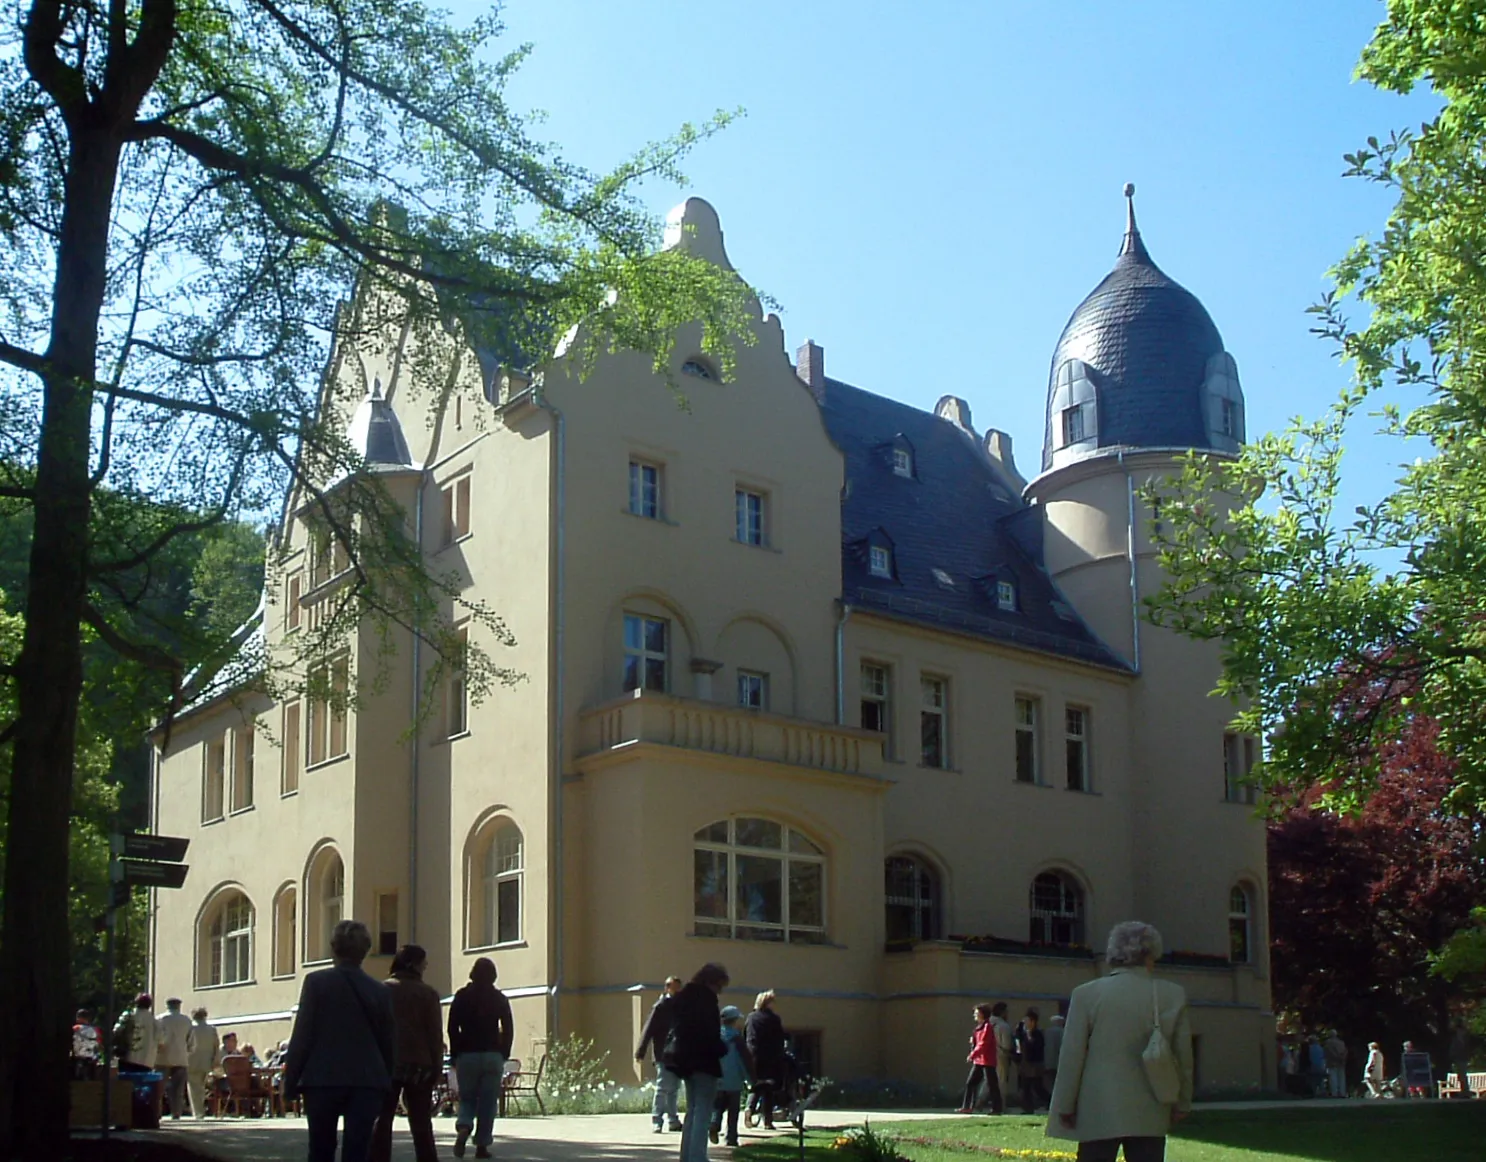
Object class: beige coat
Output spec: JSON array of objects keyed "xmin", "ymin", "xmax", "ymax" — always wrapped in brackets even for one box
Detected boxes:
[
  {"xmin": 1046, "ymin": 967, "xmax": 1193, "ymax": 1142},
  {"xmin": 156, "ymin": 1010, "xmax": 193, "ymax": 1068}
]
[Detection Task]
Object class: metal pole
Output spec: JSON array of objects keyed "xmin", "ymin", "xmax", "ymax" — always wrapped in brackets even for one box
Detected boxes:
[{"xmin": 100, "ymin": 833, "xmax": 123, "ymax": 1139}]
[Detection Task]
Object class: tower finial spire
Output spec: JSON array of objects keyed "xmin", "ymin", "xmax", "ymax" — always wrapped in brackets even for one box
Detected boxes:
[{"xmin": 1119, "ymin": 182, "xmax": 1150, "ymax": 262}]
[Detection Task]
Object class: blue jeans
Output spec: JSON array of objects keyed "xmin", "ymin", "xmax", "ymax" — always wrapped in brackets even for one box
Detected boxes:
[
  {"xmin": 652, "ymin": 1064, "xmax": 681, "ymax": 1127},
  {"xmin": 455, "ymin": 1051, "xmax": 505, "ymax": 1148},
  {"xmin": 681, "ymin": 1073, "xmax": 719, "ymax": 1162},
  {"xmin": 304, "ymin": 1085, "xmax": 387, "ymax": 1162}
]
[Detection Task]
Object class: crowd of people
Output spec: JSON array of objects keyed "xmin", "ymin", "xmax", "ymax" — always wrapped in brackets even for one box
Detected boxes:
[{"xmin": 960, "ymin": 1001, "xmax": 1065, "ymax": 1115}]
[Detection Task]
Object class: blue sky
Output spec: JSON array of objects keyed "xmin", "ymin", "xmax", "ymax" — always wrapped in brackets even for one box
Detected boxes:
[{"xmin": 465, "ymin": 1, "xmax": 1438, "ymax": 507}]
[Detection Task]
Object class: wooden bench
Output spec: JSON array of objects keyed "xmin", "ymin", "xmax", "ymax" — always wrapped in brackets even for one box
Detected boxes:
[{"xmin": 1435, "ymin": 1071, "xmax": 1486, "ymax": 1099}]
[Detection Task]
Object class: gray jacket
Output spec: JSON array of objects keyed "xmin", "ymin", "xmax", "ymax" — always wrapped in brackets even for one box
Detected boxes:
[{"xmin": 284, "ymin": 963, "xmax": 396, "ymax": 1093}]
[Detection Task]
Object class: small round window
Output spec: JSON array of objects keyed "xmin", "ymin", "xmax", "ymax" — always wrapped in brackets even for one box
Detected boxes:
[{"xmin": 681, "ymin": 358, "xmax": 716, "ymax": 381}]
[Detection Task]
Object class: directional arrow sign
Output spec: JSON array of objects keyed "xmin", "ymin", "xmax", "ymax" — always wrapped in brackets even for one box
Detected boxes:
[
  {"xmin": 121, "ymin": 833, "xmax": 189, "ymax": 863},
  {"xmin": 119, "ymin": 859, "xmax": 189, "ymax": 890}
]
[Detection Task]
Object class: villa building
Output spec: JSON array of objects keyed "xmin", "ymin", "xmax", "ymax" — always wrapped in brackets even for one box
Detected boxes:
[{"xmin": 149, "ymin": 193, "xmax": 1274, "ymax": 1092}]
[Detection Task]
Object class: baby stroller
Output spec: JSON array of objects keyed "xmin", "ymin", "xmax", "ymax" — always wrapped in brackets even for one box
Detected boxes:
[{"xmin": 744, "ymin": 1049, "xmax": 800, "ymax": 1129}]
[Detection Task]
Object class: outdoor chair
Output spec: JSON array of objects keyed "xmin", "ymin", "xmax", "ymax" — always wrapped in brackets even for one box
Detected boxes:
[
  {"xmin": 214, "ymin": 1055, "xmax": 259, "ymax": 1117},
  {"xmin": 500, "ymin": 1055, "xmax": 545, "ymax": 1116}
]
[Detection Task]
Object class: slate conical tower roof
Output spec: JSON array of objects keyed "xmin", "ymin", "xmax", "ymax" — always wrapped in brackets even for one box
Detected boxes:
[{"xmin": 346, "ymin": 378, "xmax": 413, "ymax": 467}]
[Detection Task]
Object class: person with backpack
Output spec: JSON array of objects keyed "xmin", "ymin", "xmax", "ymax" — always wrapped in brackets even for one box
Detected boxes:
[
  {"xmin": 666, "ymin": 963, "xmax": 729, "ymax": 1162},
  {"xmin": 709, "ymin": 1006, "xmax": 755, "ymax": 1146},
  {"xmin": 636, "ymin": 976, "xmax": 684, "ymax": 1133}
]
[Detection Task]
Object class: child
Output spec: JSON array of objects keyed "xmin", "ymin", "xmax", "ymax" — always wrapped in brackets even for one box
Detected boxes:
[{"xmin": 710, "ymin": 1005, "xmax": 755, "ymax": 1146}]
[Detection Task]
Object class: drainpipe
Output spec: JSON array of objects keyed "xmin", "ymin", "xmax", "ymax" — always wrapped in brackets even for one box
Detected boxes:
[
  {"xmin": 533, "ymin": 381, "xmax": 567, "ymax": 1040},
  {"xmin": 834, "ymin": 602, "xmax": 852, "ymax": 725},
  {"xmin": 408, "ymin": 468, "xmax": 428, "ymax": 942},
  {"xmin": 1118, "ymin": 451, "xmax": 1142, "ymax": 674}
]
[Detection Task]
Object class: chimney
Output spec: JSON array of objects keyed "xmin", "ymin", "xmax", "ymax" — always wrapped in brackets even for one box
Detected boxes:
[
  {"xmin": 934, "ymin": 395, "xmax": 974, "ymax": 434},
  {"xmin": 795, "ymin": 340, "xmax": 825, "ymax": 404},
  {"xmin": 984, "ymin": 429, "xmax": 1028, "ymax": 493}
]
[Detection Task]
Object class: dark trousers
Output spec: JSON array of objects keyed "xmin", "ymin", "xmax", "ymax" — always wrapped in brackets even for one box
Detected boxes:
[
  {"xmin": 164, "ymin": 1066, "xmax": 188, "ymax": 1119},
  {"xmin": 1077, "ymin": 1136, "xmax": 1166, "ymax": 1162},
  {"xmin": 747, "ymin": 1078, "xmax": 780, "ymax": 1126},
  {"xmin": 961, "ymin": 1064, "xmax": 1000, "ymax": 1112},
  {"xmin": 1018, "ymin": 1066, "xmax": 1048, "ymax": 1112},
  {"xmin": 370, "ymin": 1081, "xmax": 436, "ymax": 1162},
  {"xmin": 710, "ymin": 1089, "xmax": 742, "ymax": 1144},
  {"xmin": 304, "ymin": 1085, "xmax": 386, "ymax": 1162}
]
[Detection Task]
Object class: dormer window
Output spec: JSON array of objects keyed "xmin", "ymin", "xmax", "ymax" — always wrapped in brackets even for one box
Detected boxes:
[
  {"xmin": 1203, "ymin": 352, "xmax": 1245, "ymax": 446},
  {"xmin": 1061, "ymin": 406, "xmax": 1086, "ymax": 446},
  {"xmin": 869, "ymin": 545, "xmax": 893, "ymax": 578},
  {"xmin": 892, "ymin": 448, "xmax": 913, "ymax": 478},
  {"xmin": 1051, "ymin": 359, "xmax": 1098, "ymax": 452},
  {"xmin": 1219, "ymin": 397, "xmax": 1238, "ymax": 439},
  {"xmin": 997, "ymin": 580, "xmax": 1017, "ymax": 611},
  {"xmin": 681, "ymin": 358, "xmax": 716, "ymax": 381}
]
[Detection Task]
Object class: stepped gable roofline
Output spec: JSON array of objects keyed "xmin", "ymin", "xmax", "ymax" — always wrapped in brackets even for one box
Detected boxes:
[
  {"xmin": 816, "ymin": 375, "xmax": 1127, "ymax": 672},
  {"xmin": 1039, "ymin": 185, "xmax": 1229, "ymax": 476}
]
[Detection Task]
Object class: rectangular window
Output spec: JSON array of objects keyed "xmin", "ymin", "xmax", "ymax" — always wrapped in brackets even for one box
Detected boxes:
[
  {"xmin": 997, "ymin": 580, "xmax": 1017, "ymax": 611},
  {"xmin": 231, "ymin": 725, "xmax": 255, "ymax": 812},
  {"xmin": 1065, "ymin": 706, "xmax": 1090, "ymax": 791},
  {"xmin": 496, "ymin": 879, "xmax": 521, "ymax": 944},
  {"xmin": 376, "ymin": 892, "xmax": 398, "ymax": 957},
  {"xmin": 308, "ymin": 658, "xmax": 350, "ymax": 766},
  {"xmin": 310, "ymin": 527, "xmax": 331, "ymax": 588},
  {"xmin": 441, "ymin": 474, "xmax": 472, "ymax": 545},
  {"xmin": 1015, "ymin": 696, "xmax": 1040, "ymax": 783},
  {"xmin": 738, "ymin": 670, "xmax": 768, "ymax": 710},
  {"xmin": 735, "ymin": 488, "xmax": 765, "ymax": 546},
  {"xmin": 286, "ymin": 572, "xmax": 303, "ymax": 632},
  {"xmin": 920, "ymin": 676, "xmax": 947, "ymax": 768},
  {"xmin": 860, "ymin": 663, "xmax": 892, "ymax": 753},
  {"xmin": 203, "ymin": 737, "xmax": 226, "ymax": 822},
  {"xmin": 282, "ymin": 702, "xmax": 302, "ymax": 795},
  {"xmin": 329, "ymin": 658, "xmax": 349, "ymax": 758},
  {"xmin": 1062, "ymin": 404, "xmax": 1086, "ymax": 445},
  {"xmin": 1224, "ymin": 733, "xmax": 1258, "ymax": 804},
  {"xmin": 1220, "ymin": 397, "xmax": 1238, "ymax": 438},
  {"xmin": 869, "ymin": 545, "xmax": 892, "ymax": 578},
  {"xmin": 892, "ymin": 448, "xmax": 913, "ymax": 477},
  {"xmin": 448, "ymin": 626, "xmax": 469, "ymax": 737},
  {"xmin": 628, "ymin": 460, "xmax": 662, "ymax": 519},
  {"xmin": 623, "ymin": 614, "xmax": 668, "ymax": 692}
]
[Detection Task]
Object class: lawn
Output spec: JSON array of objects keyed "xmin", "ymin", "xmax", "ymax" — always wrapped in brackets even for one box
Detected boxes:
[{"xmin": 740, "ymin": 1104, "xmax": 1486, "ymax": 1162}]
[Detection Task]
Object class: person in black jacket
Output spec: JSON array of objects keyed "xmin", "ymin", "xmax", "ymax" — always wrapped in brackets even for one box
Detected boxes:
[
  {"xmin": 635, "ymin": 975, "xmax": 684, "ymax": 1132},
  {"xmin": 744, "ymin": 990, "xmax": 787, "ymax": 1130},
  {"xmin": 669, "ymin": 963, "xmax": 729, "ymax": 1162},
  {"xmin": 447, "ymin": 958, "xmax": 514, "ymax": 1160},
  {"xmin": 1013, "ymin": 1008, "xmax": 1048, "ymax": 1113}
]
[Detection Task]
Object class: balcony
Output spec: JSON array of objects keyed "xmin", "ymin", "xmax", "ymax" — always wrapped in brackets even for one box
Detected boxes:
[{"xmin": 578, "ymin": 691, "xmax": 886, "ymax": 780}]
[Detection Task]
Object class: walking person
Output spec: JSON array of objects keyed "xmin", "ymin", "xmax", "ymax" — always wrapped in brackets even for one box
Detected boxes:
[
  {"xmin": 1322, "ymin": 1031, "xmax": 1348, "ymax": 1098},
  {"xmin": 636, "ymin": 976, "xmax": 684, "ymax": 1133},
  {"xmin": 957, "ymin": 1004, "xmax": 1000, "ymax": 1114},
  {"xmin": 1014, "ymin": 1009, "xmax": 1049, "ymax": 1113},
  {"xmin": 668, "ymin": 963, "xmax": 730, "ymax": 1162},
  {"xmin": 1363, "ymin": 1042, "xmax": 1386, "ymax": 1098},
  {"xmin": 118, "ymin": 993, "xmax": 158, "ymax": 1072},
  {"xmin": 156, "ymin": 997, "xmax": 194, "ymax": 1119},
  {"xmin": 282, "ymin": 920, "xmax": 397, "ymax": 1162},
  {"xmin": 447, "ymin": 957, "xmax": 514, "ymax": 1160},
  {"xmin": 1305, "ymin": 1036, "xmax": 1326, "ymax": 1097},
  {"xmin": 186, "ymin": 1008, "xmax": 219, "ymax": 1119},
  {"xmin": 71, "ymin": 1010, "xmax": 101, "ymax": 1080},
  {"xmin": 1044, "ymin": 1013, "xmax": 1066, "ymax": 1098},
  {"xmin": 709, "ymin": 1005, "xmax": 754, "ymax": 1146},
  {"xmin": 744, "ymin": 990, "xmax": 787, "ymax": 1130},
  {"xmin": 1046, "ymin": 922, "xmax": 1193, "ymax": 1162},
  {"xmin": 989, "ymin": 1003, "xmax": 1014, "ymax": 1113},
  {"xmin": 371, "ymin": 945, "xmax": 445, "ymax": 1162}
]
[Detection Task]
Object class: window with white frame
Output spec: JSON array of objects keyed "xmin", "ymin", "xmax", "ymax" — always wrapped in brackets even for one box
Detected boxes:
[
  {"xmin": 1015, "ymin": 696, "xmax": 1040, "ymax": 783},
  {"xmin": 306, "ymin": 849, "xmax": 343, "ymax": 963},
  {"xmin": 203, "ymin": 736, "xmax": 226, "ymax": 822},
  {"xmin": 282, "ymin": 702, "xmax": 301, "ymax": 795},
  {"xmin": 738, "ymin": 670, "xmax": 768, "ymax": 710},
  {"xmin": 997, "ymin": 580, "xmax": 1017, "ymax": 611},
  {"xmin": 447, "ymin": 626, "xmax": 469, "ymax": 737},
  {"xmin": 1229, "ymin": 884, "xmax": 1253, "ymax": 963},
  {"xmin": 860, "ymin": 663, "xmax": 891, "ymax": 750},
  {"xmin": 1065, "ymin": 706, "xmax": 1090, "ymax": 791},
  {"xmin": 892, "ymin": 447, "xmax": 913, "ymax": 477},
  {"xmin": 885, "ymin": 855, "xmax": 940, "ymax": 942},
  {"xmin": 693, "ymin": 817, "xmax": 826, "ymax": 944},
  {"xmin": 441, "ymin": 473, "xmax": 472, "ymax": 545},
  {"xmin": 920, "ymin": 676, "xmax": 948, "ymax": 768},
  {"xmin": 1062, "ymin": 404, "xmax": 1087, "ymax": 446},
  {"xmin": 1220, "ymin": 397, "xmax": 1239, "ymax": 439},
  {"xmin": 272, "ymin": 886, "xmax": 296, "ymax": 977},
  {"xmin": 622, "ymin": 614, "xmax": 668, "ymax": 693},
  {"xmin": 307, "ymin": 658, "xmax": 349, "ymax": 766},
  {"xmin": 735, "ymin": 488, "xmax": 766, "ymax": 546},
  {"xmin": 628, "ymin": 460, "xmax": 662, "ymax": 520},
  {"xmin": 230, "ymin": 724, "xmax": 254, "ymax": 812},
  {"xmin": 199, "ymin": 890, "xmax": 254, "ymax": 986},
  {"xmin": 1224, "ymin": 733, "xmax": 1258, "ymax": 804},
  {"xmin": 869, "ymin": 545, "xmax": 892, "ymax": 578},
  {"xmin": 286, "ymin": 572, "xmax": 303, "ymax": 632},
  {"xmin": 469, "ymin": 820, "xmax": 523, "ymax": 948},
  {"xmin": 1029, "ymin": 870, "xmax": 1085, "ymax": 946}
]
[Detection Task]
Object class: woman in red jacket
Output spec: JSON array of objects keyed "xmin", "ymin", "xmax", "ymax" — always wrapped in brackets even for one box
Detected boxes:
[{"xmin": 958, "ymin": 1004, "xmax": 1001, "ymax": 1114}]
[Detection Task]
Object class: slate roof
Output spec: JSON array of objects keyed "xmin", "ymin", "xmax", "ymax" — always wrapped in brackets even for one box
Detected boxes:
[
  {"xmin": 1040, "ymin": 203, "xmax": 1226, "ymax": 472},
  {"xmin": 347, "ymin": 387, "xmax": 413, "ymax": 466},
  {"xmin": 818, "ymin": 378, "xmax": 1129, "ymax": 670}
]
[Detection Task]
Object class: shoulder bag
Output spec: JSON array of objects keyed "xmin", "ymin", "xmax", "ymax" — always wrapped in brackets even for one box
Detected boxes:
[{"xmin": 1141, "ymin": 979, "xmax": 1181, "ymax": 1104}]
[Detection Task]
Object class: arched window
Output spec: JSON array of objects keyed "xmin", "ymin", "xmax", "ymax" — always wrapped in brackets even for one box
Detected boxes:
[
  {"xmin": 694, "ymin": 817, "xmax": 826, "ymax": 944},
  {"xmin": 198, "ymin": 890, "xmax": 254, "ymax": 987},
  {"xmin": 1229, "ymin": 884, "xmax": 1252, "ymax": 963},
  {"xmin": 1029, "ymin": 870, "xmax": 1084, "ymax": 946},
  {"xmin": 305, "ymin": 848, "xmax": 344, "ymax": 963},
  {"xmin": 272, "ymin": 885, "xmax": 297, "ymax": 978},
  {"xmin": 467, "ymin": 818, "xmax": 523, "ymax": 948},
  {"xmin": 885, "ymin": 855, "xmax": 940, "ymax": 942}
]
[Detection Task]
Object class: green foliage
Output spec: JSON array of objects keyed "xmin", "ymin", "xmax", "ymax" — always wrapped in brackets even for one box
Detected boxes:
[
  {"xmin": 1146, "ymin": 2, "xmax": 1486, "ymax": 820},
  {"xmin": 841, "ymin": 1122, "xmax": 911, "ymax": 1162},
  {"xmin": 540, "ymin": 1032, "xmax": 613, "ymax": 1096}
]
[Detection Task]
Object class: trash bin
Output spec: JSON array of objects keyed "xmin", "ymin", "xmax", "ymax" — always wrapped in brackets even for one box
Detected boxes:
[{"xmin": 130, "ymin": 1071, "xmax": 164, "ymax": 1130}]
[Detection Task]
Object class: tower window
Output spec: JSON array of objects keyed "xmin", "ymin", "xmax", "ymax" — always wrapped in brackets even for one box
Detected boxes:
[
  {"xmin": 1220, "ymin": 397, "xmax": 1238, "ymax": 438},
  {"xmin": 1062, "ymin": 405, "xmax": 1087, "ymax": 445}
]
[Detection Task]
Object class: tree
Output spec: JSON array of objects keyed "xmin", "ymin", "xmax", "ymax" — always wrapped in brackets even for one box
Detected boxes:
[
  {"xmin": 1145, "ymin": 1, "xmax": 1486, "ymax": 811},
  {"xmin": 0, "ymin": 1, "xmax": 756, "ymax": 1154},
  {"xmin": 1268, "ymin": 714, "xmax": 1486, "ymax": 1064}
]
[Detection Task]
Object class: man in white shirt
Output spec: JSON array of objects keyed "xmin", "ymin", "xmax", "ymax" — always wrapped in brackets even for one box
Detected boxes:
[
  {"xmin": 186, "ymin": 1008, "xmax": 221, "ymax": 1119},
  {"xmin": 156, "ymin": 998, "xmax": 194, "ymax": 1119}
]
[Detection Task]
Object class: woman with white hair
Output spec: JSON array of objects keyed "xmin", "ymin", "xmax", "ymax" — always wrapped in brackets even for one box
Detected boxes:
[{"xmin": 1046, "ymin": 922, "xmax": 1193, "ymax": 1162}]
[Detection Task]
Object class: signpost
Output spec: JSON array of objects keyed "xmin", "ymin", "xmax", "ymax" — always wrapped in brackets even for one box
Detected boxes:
[{"xmin": 99, "ymin": 832, "xmax": 189, "ymax": 1138}]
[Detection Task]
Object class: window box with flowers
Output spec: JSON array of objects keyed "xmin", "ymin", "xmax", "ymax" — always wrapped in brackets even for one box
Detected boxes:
[{"xmin": 953, "ymin": 934, "xmax": 1096, "ymax": 960}]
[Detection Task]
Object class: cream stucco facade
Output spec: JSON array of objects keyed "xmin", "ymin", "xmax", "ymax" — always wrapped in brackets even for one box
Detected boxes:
[{"xmin": 150, "ymin": 197, "xmax": 1273, "ymax": 1095}]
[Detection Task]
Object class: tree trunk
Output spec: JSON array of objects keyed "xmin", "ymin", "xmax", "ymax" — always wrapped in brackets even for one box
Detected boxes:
[{"xmin": 0, "ymin": 122, "xmax": 119, "ymax": 1161}]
